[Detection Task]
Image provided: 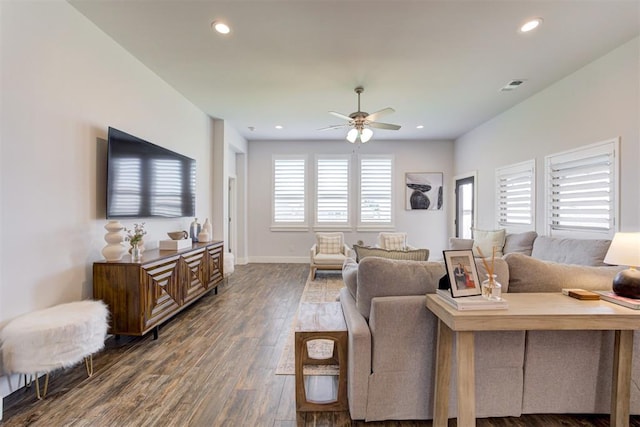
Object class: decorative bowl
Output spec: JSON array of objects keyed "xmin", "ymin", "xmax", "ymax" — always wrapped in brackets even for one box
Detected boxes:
[{"xmin": 168, "ymin": 231, "xmax": 188, "ymax": 240}]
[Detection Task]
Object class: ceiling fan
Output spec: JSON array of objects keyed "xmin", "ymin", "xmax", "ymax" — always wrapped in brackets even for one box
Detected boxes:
[{"xmin": 320, "ymin": 86, "xmax": 401, "ymax": 143}]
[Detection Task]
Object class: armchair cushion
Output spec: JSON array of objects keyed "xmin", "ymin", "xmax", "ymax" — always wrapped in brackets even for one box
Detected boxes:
[
  {"xmin": 318, "ymin": 235, "xmax": 342, "ymax": 254},
  {"xmin": 377, "ymin": 232, "xmax": 407, "ymax": 250}
]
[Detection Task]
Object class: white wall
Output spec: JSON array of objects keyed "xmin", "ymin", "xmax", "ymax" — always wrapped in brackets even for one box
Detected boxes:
[
  {"xmin": 247, "ymin": 139, "xmax": 454, "ymax": 262},
  {"xmin": 0, "ymin": 0, "xmax": 218, "ymax": 405},
  {"xmin": 454, "ymin": 37, "xmax": 640, "ymax": 234}
]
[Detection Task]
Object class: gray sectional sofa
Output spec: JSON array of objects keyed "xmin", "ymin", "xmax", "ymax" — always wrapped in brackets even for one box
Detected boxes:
[{"xmin": 340, "ymin": 233, "xmax": 638, "ymax": 421}]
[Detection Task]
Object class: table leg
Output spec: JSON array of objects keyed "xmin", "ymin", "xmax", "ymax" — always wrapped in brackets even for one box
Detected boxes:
[
  {"xmin": 433, "ymin": 319, "xmax": 453, "ymax": 427},
  {"xmin": 611, "ymin": 329, "xmax": 632, "ymax": 427},
  {"xmin": 457, "ymin": 331, "xmax": 476, "ymax": 427}
]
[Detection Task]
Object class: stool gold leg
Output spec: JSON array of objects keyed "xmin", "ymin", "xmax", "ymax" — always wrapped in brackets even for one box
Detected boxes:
[
  {"xmin": 34, "ymin": 373, "xmax": 50, "ymax": 400},
  {"xmin": 84, "ymin": 355, "xmax": 94, "ymax": 377}
]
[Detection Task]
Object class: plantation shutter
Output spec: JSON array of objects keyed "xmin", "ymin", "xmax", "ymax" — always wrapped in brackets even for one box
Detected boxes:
[
  {"xmin": 316, "ymin": 157, "xmax": 349, "ymax": 224},
  {"xmin": 360, "ymin": 157, "xmax": 392, "ymax": 224},
  {"xmin": 273, "ymin": 157, "xmax": 306, "ymax": 224},
  {"xmin": 546, "ymin": 140, "xmax": 617, "ymax": 235},
  {"xmin": 496, "ymin": 161, "xmax": 534, "ymax": 227}
]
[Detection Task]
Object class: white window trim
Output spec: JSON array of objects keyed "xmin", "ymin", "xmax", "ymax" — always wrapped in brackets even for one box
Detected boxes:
[
  {"xmin": 314, "ymin": 154, "xmax": 352, "ymax": 229},
  {"xmin": 357, "ymin": 154, "xmax": 395, "ymax": 231},
  {"xmin": 495, "ymin": 159, "xmax": 536, "ymax": 233},
  {"xmin": 271, "ymin": 154, "xmax": 309, "ymax": 231},
  {"xmin": 544, "ymin": 138, "xmax": 620, "ymax": 239}
]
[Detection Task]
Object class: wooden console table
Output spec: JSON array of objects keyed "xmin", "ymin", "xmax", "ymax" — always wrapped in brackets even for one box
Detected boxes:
[
  {"xmin": 426, "ymin": 293, "xmax": 640, "ymax": 427},
  {"xmin": 93, "ymin": 241, "xmax": 223, "ymax": 338}
]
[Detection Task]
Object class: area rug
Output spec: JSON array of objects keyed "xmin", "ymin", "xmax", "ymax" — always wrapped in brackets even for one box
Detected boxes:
[{"xmin": 275, "ymin": 272, "xmax": 345, "ymax": 375}]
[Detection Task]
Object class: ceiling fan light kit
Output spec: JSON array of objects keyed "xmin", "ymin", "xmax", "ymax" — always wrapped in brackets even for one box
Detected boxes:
[{"xmin": 321, "ymin": 86, "xmax": 401, "ymax": 143}]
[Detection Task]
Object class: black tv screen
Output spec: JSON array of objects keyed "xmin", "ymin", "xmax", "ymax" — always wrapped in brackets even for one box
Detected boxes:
[{"xmin": 106, "ymin": 127, "xmax": 196, "ymax": 219}]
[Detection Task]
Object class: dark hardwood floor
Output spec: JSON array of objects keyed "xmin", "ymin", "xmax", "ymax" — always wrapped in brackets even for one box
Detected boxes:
[{"xmin": 1, "ymin": 263, "xmax": 639, "ymax": 426}]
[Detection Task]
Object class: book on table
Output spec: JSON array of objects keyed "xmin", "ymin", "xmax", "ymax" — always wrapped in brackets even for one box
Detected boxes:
[
  {"xmin": 595, "ymin": 290, "xmax": 640, "ymax": 310},
  {"xmin": 435, "ymin": 289, "xmax": 508, "ymax": 311}
]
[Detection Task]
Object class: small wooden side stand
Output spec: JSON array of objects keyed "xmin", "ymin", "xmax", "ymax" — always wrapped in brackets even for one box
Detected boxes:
[{"xmin": 294, "ymin": 302, "xmax": 348, "ymax": 411}]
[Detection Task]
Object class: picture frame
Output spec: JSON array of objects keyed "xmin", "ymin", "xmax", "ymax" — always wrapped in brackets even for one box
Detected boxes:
[
  {"xmin": 405, "ymin": 172, "xmax": 443, "ymax": 210},
  {"xmin": 442, "ymin": 249, "xmax": 481, "ymax": 297}
]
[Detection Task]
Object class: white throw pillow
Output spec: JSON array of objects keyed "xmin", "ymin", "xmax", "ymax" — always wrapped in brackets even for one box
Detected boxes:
[
  {"xmin": 318, "ymin": 235, "xmax": 342, "ymax": 254},
  {"xmin": 472, "ymin": 229, "xmax": 506, "ymax": 258}
]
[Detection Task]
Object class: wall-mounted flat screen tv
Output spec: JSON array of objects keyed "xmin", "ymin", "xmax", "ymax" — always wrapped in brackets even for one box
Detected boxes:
[{"xmin": 106, "ymin": 127, "xmax": 196, "ymax": 219}]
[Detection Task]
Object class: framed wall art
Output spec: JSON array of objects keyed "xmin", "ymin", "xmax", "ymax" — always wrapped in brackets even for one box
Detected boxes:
[
  {"xmin": 443, "ymin": 249, "xmax": 481, "ymax": 297},
  {"xmin": 405, "ymin": 172, "xmax": 443, "ymax": 210}
]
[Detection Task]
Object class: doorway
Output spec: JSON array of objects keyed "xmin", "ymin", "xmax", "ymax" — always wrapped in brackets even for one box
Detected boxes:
[
  {"xmin": 228, "ymin": 176, "xmax": 237, "ymax": 255},
  {"xmin": 454, "ymin": 175, "xmax": 475, "ymax": 238}
]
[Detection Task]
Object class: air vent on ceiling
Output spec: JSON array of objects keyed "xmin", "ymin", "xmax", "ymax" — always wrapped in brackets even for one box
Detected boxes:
[{"xmin": 500, "ymin": 79, "xmax": 527, "ymax": 92}]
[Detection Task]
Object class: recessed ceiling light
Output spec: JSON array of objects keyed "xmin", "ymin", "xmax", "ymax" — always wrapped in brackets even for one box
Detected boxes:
[
  {"xmin": 211, "ymin": 20, "xmax": 231, "ymax": 35},
  {"xmin": 520, "ymin": 18, "xmax": 543, "ymax": 33},
  {"xmin": 416, "ymin": 125, "xmax": 424, "ymax": 129},
  {"xmin": 275, "ymin": 125, "xmax": 283, "ymax": 130}
]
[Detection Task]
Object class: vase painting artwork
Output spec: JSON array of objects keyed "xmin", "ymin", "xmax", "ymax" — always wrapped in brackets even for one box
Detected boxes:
[{"xmin": 405, "ymin": 172, "xmax": 443, "ymax": 210}]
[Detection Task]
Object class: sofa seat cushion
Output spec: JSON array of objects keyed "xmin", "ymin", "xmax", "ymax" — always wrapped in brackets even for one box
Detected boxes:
[
  {"xmin": 504, "ymin": 252, "xmax": 623, "ymax": 293},
  {"xmin": 530, "ymin": 235, "xmax": 611, "ymax": 266},
  {"xmin": 353, "ymin": 245, "xmax": 429, "ymax": 263},
  {"xmin": 313, "ymin": 252, "xmax": 347, "ymax": 265}
]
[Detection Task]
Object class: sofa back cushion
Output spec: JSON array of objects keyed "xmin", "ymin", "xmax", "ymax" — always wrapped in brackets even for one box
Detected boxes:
[
  {"xmin": 530, "ymin": 236, "xmax": 611, "ymax": 266},
  {"xmin": 356, "ymin": 257, "xmax": 445, "ymax": 319},
  {"xmin": 504, "ymin": 252, "xmax": 623, "ymax": 293},
  {"xmin": 355, "ymin": 256, "xmax": 509, "ymax": 319}
]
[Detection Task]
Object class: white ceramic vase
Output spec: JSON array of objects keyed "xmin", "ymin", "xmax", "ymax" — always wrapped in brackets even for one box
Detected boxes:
[{"xmin": 102, "ymin": 220, "xmax": 127, "ymax": 261}]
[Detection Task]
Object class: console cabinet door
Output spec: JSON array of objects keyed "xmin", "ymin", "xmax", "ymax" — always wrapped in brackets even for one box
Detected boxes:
[
  {"xmin": 206, "ymin": 244, "xmax": 224, "ymax": 288},
  {"xmin": 182, "ymin": 247, "xmax": 208, "ymax": 304},
  {"xmin": 142, "ymin": 256, "xmax": 182, "ymax": 330}
]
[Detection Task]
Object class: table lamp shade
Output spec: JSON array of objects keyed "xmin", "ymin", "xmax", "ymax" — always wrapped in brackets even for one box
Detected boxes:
[{"xmin": 604, "ymin": 232, "xmax": 640, "ymax": 298}]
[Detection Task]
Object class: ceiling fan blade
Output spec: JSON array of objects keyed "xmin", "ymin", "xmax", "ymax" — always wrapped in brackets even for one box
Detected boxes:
[
  {"xmin": 368, "ymin": 122, "xmax": 401, "ymax": 131},
  {"xmin": 365, "ymin": 107, "xmax": 395, "ymax": 122},
  {"xmin": 329, "ymin": 111, "xmax": 353, "ymax": 121},
  {"xmin": 318, "ymin": 124, "xmax": 349, "ymax": 131}
]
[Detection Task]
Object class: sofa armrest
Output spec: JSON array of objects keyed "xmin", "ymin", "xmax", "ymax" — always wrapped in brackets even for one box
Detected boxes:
[
  {"xmin": 310, "ymin": 244, "xmax": 318, "ymax": 260},
  {"xmin": 342, "ymin": 243, "xmax": 354, "ymax": 259},
  {"xmin": 339, "ymin": 287, "xmax": 371, "ymax": 420}
]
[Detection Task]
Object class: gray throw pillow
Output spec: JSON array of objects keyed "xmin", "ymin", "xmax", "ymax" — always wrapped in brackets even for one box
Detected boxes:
[
  {"xmin": 353, "ymin": 244, "xmax": 429, "ymax": 263},
  {"xmin": 503, "ymin": 231, "xmax": 538, "ymax": 256}
]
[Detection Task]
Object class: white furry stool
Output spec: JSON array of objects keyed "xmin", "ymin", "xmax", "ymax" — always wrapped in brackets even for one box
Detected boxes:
[{"xmin": 0, "ymin": 300, "xmax": 108, "ymax": 399}]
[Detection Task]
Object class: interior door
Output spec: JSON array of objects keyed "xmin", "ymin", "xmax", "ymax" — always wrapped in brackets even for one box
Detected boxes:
[{"xmin": 455, "ymin": 176, "xmax": 475, "ymax": 238}]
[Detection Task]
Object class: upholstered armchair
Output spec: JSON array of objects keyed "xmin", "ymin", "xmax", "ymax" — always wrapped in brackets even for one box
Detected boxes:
[{"xmin": 310, "ymin": 232, "xmax": 353, "ymax": 279}]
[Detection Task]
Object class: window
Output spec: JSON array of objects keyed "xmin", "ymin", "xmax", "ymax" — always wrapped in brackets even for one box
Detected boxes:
[
  {"xmin": 316, "ymin": 156, "xmax": 350, "ymax": 226},
  {"xmin": 496, "ymin": 160, "xmax": 535, "ymax": 229},
  {"xmin": 273, "ymin": 156, "xmax": 307, "ymax": 228},
  {"xmin": 359, "ymin": 156, "xmax": 393, "ymax": 228},
  {"xmin": 545, "ymin": 138, "xmax": 619, "ymax": 237}
]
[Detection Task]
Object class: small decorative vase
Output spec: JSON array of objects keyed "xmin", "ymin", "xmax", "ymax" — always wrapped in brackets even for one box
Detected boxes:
[
  {"xmin": 482, "ymin": 274, "xmax": 502, "ymax": 301},
  {"xmin": 131, "ymin": 242, "xmax": 141, "ymax": 262},
  {"xmin": 102, "ymin": 220, "xmax": 126, "ymax": 261},
  {"xmin": 190, "ymin": 218, "xmax": 201, "ymax": 242},
  {"xmin": 203, "ymin": 218, "xmax": 212, "ymax": 235}
]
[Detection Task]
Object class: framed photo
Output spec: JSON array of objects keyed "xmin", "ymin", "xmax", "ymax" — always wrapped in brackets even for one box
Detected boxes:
[
  {"xmin": 443, "ymin": 250, "xmax": 481, "ymax": 297},
  {"xmin": 405, "ymin": 172, "xmax": 443, "ymax": 210}
]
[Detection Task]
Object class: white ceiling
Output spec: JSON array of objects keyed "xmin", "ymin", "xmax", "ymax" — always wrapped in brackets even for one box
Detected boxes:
[{"xmin": 69, "ymin": 1, "xmax": 640, "ymax": 142}]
